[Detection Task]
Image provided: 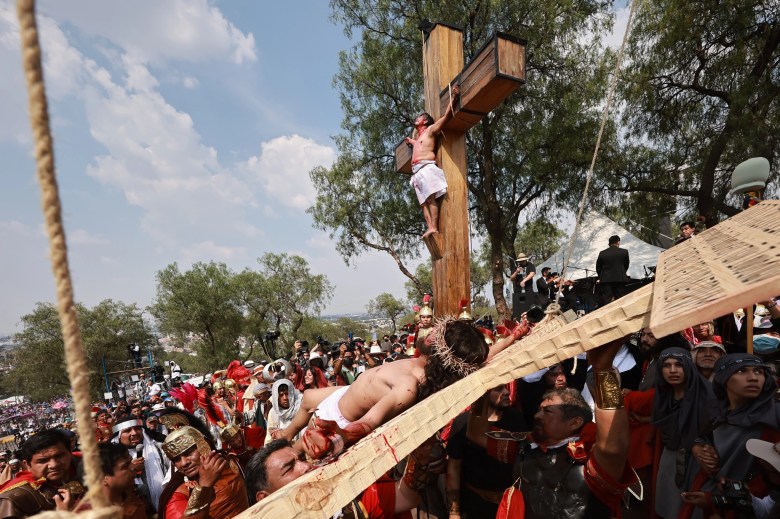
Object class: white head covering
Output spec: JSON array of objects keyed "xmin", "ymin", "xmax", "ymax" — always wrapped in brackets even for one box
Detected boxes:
[{"xmin": 271, "ymin": 379, "xmax": 302, "ymax": 425}]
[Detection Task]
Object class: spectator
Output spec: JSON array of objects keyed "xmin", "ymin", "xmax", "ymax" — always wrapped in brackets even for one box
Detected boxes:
[
  {"xmin": 265, "ymin": 380, "xmax": 303, "ymax": 444},
  {"xmin": 302, "ymin": 367, "xmax": 328, "ymax": 391},
  {"xmin": 651, "ymin": 348, "xmax": 713, "ymax": 519},
  {"xmin": 690, "ymin": 340, "xmax": 726, "ymax": 381},
  {"xmin": 684, "ymin": 354, "xmax": 780, "ymax": 516},
  {"xmin": 159, "ymin": 426, "xmax": 248, "ymax": 519},
  {"xmin": 596, "ymin": 235, "xmax": 630, "ymax": 306},
  {"xmin": 0, "ymin": 429, "xmax": 82, "ymax": 518}
]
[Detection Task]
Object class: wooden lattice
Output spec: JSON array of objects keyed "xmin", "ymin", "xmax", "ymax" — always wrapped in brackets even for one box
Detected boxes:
[{"xmin": 650, "ymin": 200, "xmax": 780, "ymax": 337}]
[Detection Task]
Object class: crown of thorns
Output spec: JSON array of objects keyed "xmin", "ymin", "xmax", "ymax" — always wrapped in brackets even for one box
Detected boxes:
[{"xmin": 429, "ymin": 316, "xmax": 482, "ymax": 377}]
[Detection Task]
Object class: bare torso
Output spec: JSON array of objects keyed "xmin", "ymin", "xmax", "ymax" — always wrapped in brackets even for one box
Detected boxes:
[
  {"xmin": 410, "ymin": 126, "xmax": 437, "ymax": 164},
  {"xmin": 337, "ymin": 357, "xmax": 427, "ymax": 428}
]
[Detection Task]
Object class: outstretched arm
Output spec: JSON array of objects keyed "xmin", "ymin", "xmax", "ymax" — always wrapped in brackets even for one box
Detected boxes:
[
  {"xmin": 588, "ymin": 338, "xmax": 630, "ymax": 482},
  {"xmin": 426, "ymin": 85, "xmax": 461, "ymax": 136}
]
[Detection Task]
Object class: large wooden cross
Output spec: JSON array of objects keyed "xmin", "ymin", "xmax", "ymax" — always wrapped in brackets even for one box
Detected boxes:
[{"xmin": 396, "ymin": 23, "xmax": 526, "ymax": 316}]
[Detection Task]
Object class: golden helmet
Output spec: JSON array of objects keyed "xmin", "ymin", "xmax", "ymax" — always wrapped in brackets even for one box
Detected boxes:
[{"xmin": 162, "ymin": 426, "xmax": 211, "ymax": 460}]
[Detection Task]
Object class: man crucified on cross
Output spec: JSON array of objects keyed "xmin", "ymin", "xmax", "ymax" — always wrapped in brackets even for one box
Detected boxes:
[{"xmin": 404, "ymin": 85, "xmax": 460, "ymax": 240}]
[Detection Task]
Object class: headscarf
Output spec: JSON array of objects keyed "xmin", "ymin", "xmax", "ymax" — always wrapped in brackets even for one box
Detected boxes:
[
  {"xmin": 651, "ymin": 347, "xmax": 713, "ymax": 450},
  {"xmin": 304, "ymin": 366, "xmax": 329, "ymax": 389},
  {"xmin": 271, "ymin": 379, "xmax": 302, "ymax": 424},
  {"xmin": 712, "ymin": 353, "xmax": 780, "ymax": 429}
]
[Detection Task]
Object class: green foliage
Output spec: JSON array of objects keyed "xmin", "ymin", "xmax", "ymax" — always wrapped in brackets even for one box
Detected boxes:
[
  {"xmin": 150, "ymin": 255, "xmax": 334, "ymax": 366},
  {"xmin": 366, "ymin": 292, "xmax": 407, "ymax": 333},
  {"xmin": 150, "ymin": 262, "xmax": 244, "ymax": 368},
  {"xmin": 511, "ymin": 218, "xmax": 567, "ymax": 265},
  {"xmin": 404, "ymin": 261, "xmax": 433, "ymax": 305},
  {"xmin": 4, "ymin": 300, "xmax": 154, "ymax": 401},
  {"xmin": 601, "ymin": 0, "xmax": 780, "ymax": 224}
]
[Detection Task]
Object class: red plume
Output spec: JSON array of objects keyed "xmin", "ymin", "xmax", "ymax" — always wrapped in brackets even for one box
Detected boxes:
[
  {"xmin": 197, "ymin": 388, "xmax": 227, "ymax": 426},
  {"xmin": 423, "ymin": 293, "xmax": 431, "ymax": 304},
  {"xmin": 226, "ymin": 360, "xmax": 251, "ymax": 387},
  {"xmin": 459, "ymin": 298, "xmax": 469, "ymax": 309},
  {"xmin": 169, "ymin": 383, "xmax": 198, "ymax": 413}
]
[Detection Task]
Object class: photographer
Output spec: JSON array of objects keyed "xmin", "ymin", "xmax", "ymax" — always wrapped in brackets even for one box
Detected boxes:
[
  {"xmin": 508, "ymin": 253, "xmax": 535, "ymax": 319},
  {"xmin": 332, "ymin": 340, "xmax": 376, "ymax": 385}
]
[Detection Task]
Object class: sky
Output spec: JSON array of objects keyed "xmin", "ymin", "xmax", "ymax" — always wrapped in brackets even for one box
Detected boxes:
[{"xmin": 0, "ymin": 1, "xmax": 630, "ymax": 334}]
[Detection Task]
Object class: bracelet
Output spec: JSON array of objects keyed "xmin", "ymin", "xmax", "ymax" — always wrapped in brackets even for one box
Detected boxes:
[
  {"xmin": 592, "ymin": 368, "xmax": 624, "ymax": 410},
  {"xmin": 185, "ymin": 485, "xmax": 215, "ymax": 516}
]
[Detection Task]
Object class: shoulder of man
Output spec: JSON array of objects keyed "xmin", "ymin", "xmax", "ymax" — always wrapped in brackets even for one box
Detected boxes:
[{"xmin": 0, "ymin": 476, "xmax": 55, "ymax": 519}]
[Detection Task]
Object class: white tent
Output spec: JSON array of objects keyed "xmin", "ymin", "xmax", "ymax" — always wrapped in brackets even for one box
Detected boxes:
[{"xmin": 537, "ymin": 212, "xmax": 664, "ymax": 281}]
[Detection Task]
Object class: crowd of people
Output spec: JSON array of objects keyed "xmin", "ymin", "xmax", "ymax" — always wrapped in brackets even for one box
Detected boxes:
[
  {"xmin": 0, "ymin": 276, "xmax": 777, "ymax": 518},
  {"xmin": 0, "ymin": 399, "xmax": 72, "ymax": 445}
]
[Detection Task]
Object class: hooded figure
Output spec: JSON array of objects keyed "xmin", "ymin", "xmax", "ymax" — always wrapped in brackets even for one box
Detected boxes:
[
  {"xmin": 265, "ymin": 379, "xmax": 304, "ymax": 444},
  {"xmin": 683, "ymin": 354, "xmax": 780, "ymax": 518},
  {"xmin": 651, "ymin": 348, "xmax": 713, "ymax": 519}
]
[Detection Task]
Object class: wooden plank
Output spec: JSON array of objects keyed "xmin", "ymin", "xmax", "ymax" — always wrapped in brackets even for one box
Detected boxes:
[
  {"xmin": 395, "ymin": 139, "xmax": 413, "ymax": 174},
  {"xmin": 651, "ymin": 200, "xmax": 780, "ymax": 337},
  {"xmin": 239, "ymin": 286, "xmax": 652, "ymax": 518}
]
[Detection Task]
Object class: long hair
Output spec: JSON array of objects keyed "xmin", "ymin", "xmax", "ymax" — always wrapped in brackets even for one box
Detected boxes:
[{"xmin": 418, "ymin": 320, "xmax": 488, "ymax": 401}]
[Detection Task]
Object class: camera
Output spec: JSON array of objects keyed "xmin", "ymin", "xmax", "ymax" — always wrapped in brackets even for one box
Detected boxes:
[
  {"xmin": 710, "ymin": 480, "xmax": 752, "ymax": 513},
  {"xmin": 264, "ymin": 330, "xmax": 280, "ymax": 341}
]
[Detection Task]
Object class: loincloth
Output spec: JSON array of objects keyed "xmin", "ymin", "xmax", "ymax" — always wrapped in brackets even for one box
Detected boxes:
[
  {"xmin": 315, "ymin": 386, "xmax": 351, "ymax": 429},
  {"xmin": 410, "ymin": 160, "xmax": 447, "ymax": 204}
]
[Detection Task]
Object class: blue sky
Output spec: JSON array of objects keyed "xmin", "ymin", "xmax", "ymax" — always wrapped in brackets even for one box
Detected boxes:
[
  {"xmin": 0, "ymin": 1, "xmax": 629, "ymax": 333},
  {"xmin": 0, "ymin": 0, "xmax": 417, "ymax": 333}
]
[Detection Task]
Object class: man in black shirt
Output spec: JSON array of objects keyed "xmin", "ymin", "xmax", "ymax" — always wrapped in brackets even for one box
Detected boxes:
[
  {"xmin": 445, "ymin": 385, "xmax": 528, "ymax": 519},
  {"xmin": 509, "ymin": 253, "xmax": 536, "ymax": 319}
]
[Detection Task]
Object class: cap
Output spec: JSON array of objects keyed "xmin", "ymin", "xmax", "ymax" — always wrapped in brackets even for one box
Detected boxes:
[
  {"xmin": 243, "ymin": 360, "xmax": 256, "ymax": 369},
  {"xmin": 746, "ymin": 439, "xmax": 780, "ymax": 473},
  {"xmin": 691, "ymin": 340, "xmax": 727, "ymax": 354}
]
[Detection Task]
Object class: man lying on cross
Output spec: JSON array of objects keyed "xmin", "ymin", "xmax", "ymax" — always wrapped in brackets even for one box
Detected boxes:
[{"xmin": 277, "ymin": 316, "xmax": 530, "ymax": 460}]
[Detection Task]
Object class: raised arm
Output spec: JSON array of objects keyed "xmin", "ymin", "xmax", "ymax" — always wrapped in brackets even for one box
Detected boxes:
[
  {"xmin": 426, "ymin": 85, "xmax": 460, "ymax": 136},
  {"xmin": 588, "ymin": 338, "xmax": 630, "ymax": 482}
]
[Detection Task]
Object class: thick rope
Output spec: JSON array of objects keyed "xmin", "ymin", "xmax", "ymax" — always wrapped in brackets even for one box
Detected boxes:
[
  {"xmin": 16, "ymin": 0, "xmax": 113, "ymax": 512},
  {"xmin": 557, "ymin": 0, "xmax": 641, "ymax": 295}
]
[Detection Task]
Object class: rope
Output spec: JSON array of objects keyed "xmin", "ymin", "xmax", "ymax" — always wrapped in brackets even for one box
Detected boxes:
[
  {"xmin": 557, "ymin": 0, "xmax": 642, "ymax": 296},
  {"xmin": 16, "ymin": 0, "xmax": 114, "ymax": 513}
]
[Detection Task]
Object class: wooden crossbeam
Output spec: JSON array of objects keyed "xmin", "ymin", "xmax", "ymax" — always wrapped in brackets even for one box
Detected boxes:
[{"xmin": 650, "ymin": 201, "xmax": 780, "ymax": 337}]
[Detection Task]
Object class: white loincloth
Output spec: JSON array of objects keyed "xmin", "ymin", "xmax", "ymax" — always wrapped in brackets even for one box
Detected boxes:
[
  {"xmin": 411, "ymin": 160, "xmax": 448, "ymax": 204},
  {"xmin": 315, "ymin": 386, "xmax": 351, "ymax": 429}
]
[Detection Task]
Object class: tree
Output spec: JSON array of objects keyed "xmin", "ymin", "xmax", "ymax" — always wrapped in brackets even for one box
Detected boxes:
[
  {"xmin": 602, "ymin": 0, "xmax": 780, "ymax": 226},
  {"xmin": 4, "ymin": 300, "xmax": 154, "ymax": 401},
  {"xmin": 237, "ymin": 253, "xmax": 334, "ymax": 359},
  {"xmin": 149, "ymin": 262, "xmax": 244, "ymax": 369},
  {"xmin": 366, "ymin": 293, "xmax": 407, "ymax": 333},
  {"xmin": 511, "ymin": 217, "xmax": 567, "ymax": 265},
  {"xmin": 311, "ymin": 0, "xmax": 616, "ymax": 320}
]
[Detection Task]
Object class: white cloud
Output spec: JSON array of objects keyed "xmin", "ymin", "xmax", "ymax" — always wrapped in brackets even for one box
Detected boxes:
[
  {"xmin": 180, "ymin": 241, "xmax": 248, "ymax": 264},
  {"xmin": 0, "ymin": 220, "xmax": 33, "ymax": 236},
  {"xmin": 182, "ymin": 76, "xmax": 199, "ymax": 89},
  {"xmin": 68, "ymin": 229, "xmax": 108, "ymax": 245},
  {"xmin": 245, "ymin": 135, "xmax": 336, "ymax": 210},
  {"xmin": 40, "ymin": 0, "xmax": 257, "ymax": 66}
]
